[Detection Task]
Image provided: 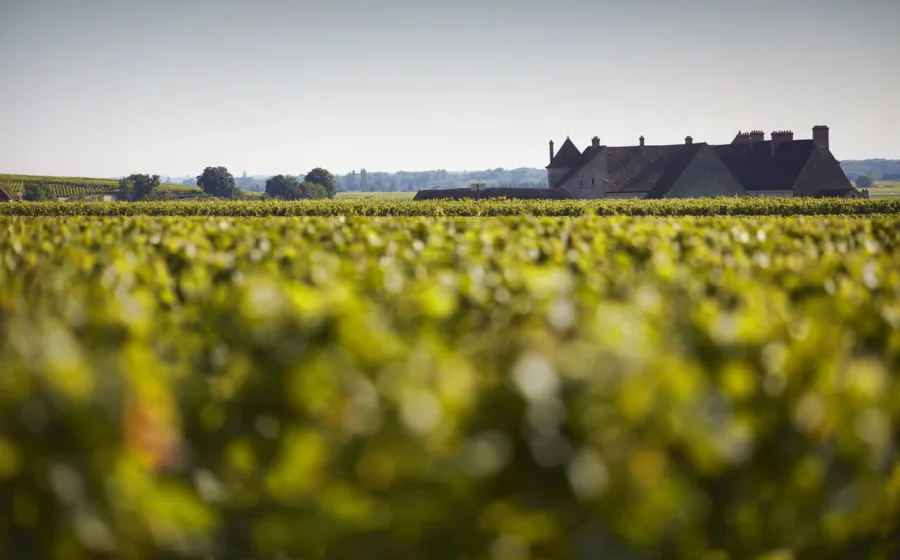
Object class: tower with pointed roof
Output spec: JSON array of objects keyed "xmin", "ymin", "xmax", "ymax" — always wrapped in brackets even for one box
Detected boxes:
[{"xmin": 546, "ymin": 137, "xmax": 583, "ymax": 189}]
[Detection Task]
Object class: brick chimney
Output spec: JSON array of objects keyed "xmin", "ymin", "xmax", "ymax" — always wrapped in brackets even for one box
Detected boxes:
[
  {"xmin": 685, "ymin": 136, "xmax": 693, "ymax": 145},
  {"xmin": 639, "ymin": 136, "xmax": 645, "ymax": 147},
  {"xmin": 749, "ymin": 130, "xmax": 765, "ymax": 143},
  {"xmin": 549, "ymin": 140, "xmax": 555, "ymax": 164},
  {"xmin": 813, "ymin": 125, "xmax": 829, "ymax": 150},
  {"xmin": 591, "ymin": 136, "xmax": 600, "ymax": 148},
  {"xmin": 771, "ymin": 130, "xmax": 794, "ymax": 157}
]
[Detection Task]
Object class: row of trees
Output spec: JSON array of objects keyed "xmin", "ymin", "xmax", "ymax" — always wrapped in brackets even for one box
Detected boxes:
[
  {"xmin": 116, "ymin": 167, "xmax": 337, "ymax": 201},
  {"xmin": 264, "ymin": 175, "xmax": 327, "ymax": 200},
  {"xmin": 168, "ymin": 167, "xmax": 551, "ymax": 195},
  {"xmin": 196, "ymin": 167, "xmax": 336, "ymax": 199},
  {"xmin": 262, "ymin": 168, "xmax": 336, "ymax": 199},
  {"xmin": 840, "ymin": 159, "xmax": 900, "ymax": 182}
]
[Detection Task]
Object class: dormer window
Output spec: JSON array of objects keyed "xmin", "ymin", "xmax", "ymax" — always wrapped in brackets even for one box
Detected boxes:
[{"xmin": 592, "ymin": 178, "xmax": 595, "ymax": 186}]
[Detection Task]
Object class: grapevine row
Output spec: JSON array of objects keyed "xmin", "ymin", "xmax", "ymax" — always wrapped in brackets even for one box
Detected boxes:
[{"xmin": 1, "ymin": 197, "xmax": 899, "ymax": 216}]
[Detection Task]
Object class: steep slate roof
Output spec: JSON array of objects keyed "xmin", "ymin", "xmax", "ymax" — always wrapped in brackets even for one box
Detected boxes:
[
  {"xmin": 547, "ymin": 137, "xmax": 582, "ymax": 169},
  {"xmin": 605, "ymin": 145, "xmax": 687, "ymax": 194},
  {"xmin": 414, "ymin": 188, "xmax": 574, "ymax": 201},
  {"xmin": 644, "ymin": 143, "xmax": 706, "ymax": 199},
  {"xmin": 712, "ymin": 140, "xmax": 815, "ymax": 191},
  {"xmin": 0, "ymin": 186, "xmax": 11, "ymax": 202},
  {"xmin": 555, "ymin": 143, "xmax": 708, "ymax": 196},
  {"xmin": 555, "ymin": 144, "xmax": 602, "ymax": 187}
]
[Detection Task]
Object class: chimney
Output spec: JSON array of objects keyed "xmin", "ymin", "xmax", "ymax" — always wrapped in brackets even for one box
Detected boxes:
[
  {"xmin": 749, "ymin": 130, "xmax": 764, "ymax": 143},
  {"xmin": 771, "ymin": 130, "xmax": 794, "ymax": 157},
  {"xmin": 591, "ymin": 136, "xmax": 600, "ymax": 148},
  {"xmin": 813, "ymin": 125, "xmax": 829, "ymax": 150},
  {"xmin": 549, "ymin": 140, "xmax": 555, "ymax": 164},
  {"xmin": 685, "ymin": 136, "xmax": 693, "ymax": 145},
  {"xmin": 639, "ymin": 136, "xmax": 645, "ymax": 147},
  {"xmin": 734, "ymin": 131, "xmax": 751, "ymax": 144}
]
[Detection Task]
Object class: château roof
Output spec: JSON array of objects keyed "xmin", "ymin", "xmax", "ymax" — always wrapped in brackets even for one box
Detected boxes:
[
  {"xmin": 645, "ymin": 143, "xmax": 706, "ymax": 198},
  {"xmin": 554, "ymin": 143, "xmax": 709, "ymax": 195},
  {"xmin": 0, "ymin": 186, "xmax": 12, "ymax": 202},
  {"xmin": 605, "ymin": 145, "xmax": 688, "ymax": 193},
  {"xmin": 711, "ymin": 140, "xmax": 815, "ymax": 191}
]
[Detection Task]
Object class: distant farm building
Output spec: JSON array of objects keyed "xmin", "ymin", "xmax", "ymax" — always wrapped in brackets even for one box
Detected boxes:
[
  {"xmin": 415, "ymin": 126, "xmax": 862, "ymax": 201},
  {"xmin": 547, "ymin": 126, "xmax": 862, "ymax": 199}
]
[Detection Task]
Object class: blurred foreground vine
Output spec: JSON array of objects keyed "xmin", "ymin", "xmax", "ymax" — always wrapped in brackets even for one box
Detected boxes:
[{"xmin": 1, "ymin": 215, "xmax": 899, "ymax": 559}]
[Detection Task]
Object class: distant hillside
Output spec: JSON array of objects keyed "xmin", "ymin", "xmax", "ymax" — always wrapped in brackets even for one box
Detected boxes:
[{"xmin": 839, "ymin": 160, "xmax": 900, "ymax": 181}]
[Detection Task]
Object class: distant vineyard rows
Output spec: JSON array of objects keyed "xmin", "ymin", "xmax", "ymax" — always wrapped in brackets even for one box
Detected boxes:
[{"xmin": 0, "ymin": 174, "xmax": 200, "ymax": 200}]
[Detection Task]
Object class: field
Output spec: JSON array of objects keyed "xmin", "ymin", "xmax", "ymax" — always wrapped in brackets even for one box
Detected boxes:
[
  {"xmin": 871, "ymin": 181, "xmax": 900, "ymax": 198},
  {"xmin": 1, "ymin": 200, "xmax": 900, "ymax": 559}
]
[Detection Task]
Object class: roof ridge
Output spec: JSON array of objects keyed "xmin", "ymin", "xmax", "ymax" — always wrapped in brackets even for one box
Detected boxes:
[{"xmin": 645, "ymin": 143, "xmax": 705, "ymax": 198}]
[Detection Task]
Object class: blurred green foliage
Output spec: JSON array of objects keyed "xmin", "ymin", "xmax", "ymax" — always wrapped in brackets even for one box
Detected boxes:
[
  {"xmin": 1, "ymin": 197, "xmax": 899, "ymax": 217},
  {"xmin": 1, "ymin": 215, "xmax": 899, "ymax": 559}
]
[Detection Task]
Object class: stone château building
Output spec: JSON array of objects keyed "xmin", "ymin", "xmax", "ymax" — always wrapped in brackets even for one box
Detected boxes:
[{"xmin": 546, "ymin": 126, "xmax": 862, "ymax": 199}]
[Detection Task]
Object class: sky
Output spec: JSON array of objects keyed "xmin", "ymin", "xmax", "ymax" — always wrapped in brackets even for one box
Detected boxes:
[{"xmin": 0, "ymin": 0, "xmax": 898, "ymax": 178}]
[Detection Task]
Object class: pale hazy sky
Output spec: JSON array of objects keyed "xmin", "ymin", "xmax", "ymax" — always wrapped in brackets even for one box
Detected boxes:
[{"xmin": 1, "ymin": 0, "xmax": 897, "ymax": 177}]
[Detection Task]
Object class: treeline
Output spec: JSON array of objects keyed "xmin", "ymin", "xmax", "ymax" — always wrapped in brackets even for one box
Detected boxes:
[
  {"xmin": 840, "ymin": 159, "xmax": 900, "ymax": 181},
  {"xmin": 336, "ymin": 168, "xmax": 548, "ymax": 192},
  {"xmin": 168, "ymin": 168, "xmax": 550, "ymax": 194},
  {"xmin": 120, "ymin": 167, "xmax": 337, "ymax": 201}
]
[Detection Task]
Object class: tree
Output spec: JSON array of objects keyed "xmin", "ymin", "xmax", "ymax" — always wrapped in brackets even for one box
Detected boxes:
[
  {"xmin": 118, "ymin": 174, "xmax": 160, "ymax": 201},
  {"xmin": 855, "ymin": 175, "xmax": 875, "ymax": 189},
  {"xmin": 303, "ymin": 168, "xmax": 336, "ymax": 198},
  {"xmin": 264, "ymin": 175, "xmax": 328, "ymax": 200},
  {"xmin": 265, "ymin": 175, "xmax": 302, "ymax": 199},
  {"xmin": 23, "ymin": 183, "xmax": 52, "ymax": 201},
  {"xmin": 300, "ymin": 182, "xmax": 327, "ymax": 199},
  {"xmin": 196, "ymin": 167, "xmax": 237, "ymax": 198}
]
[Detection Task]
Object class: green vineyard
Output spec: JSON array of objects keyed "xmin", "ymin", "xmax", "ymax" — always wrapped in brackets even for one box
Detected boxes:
[
  {"xmin": 1, "ymin": 212, "xmax": 899, "ymax": 559},
  {"xmin": 0, "ymin": 174, "xmax": 203, "ymax": 200},
  {"xmin": 1, "ymin": 196, "xmax": 900, "ymax": 217}
]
